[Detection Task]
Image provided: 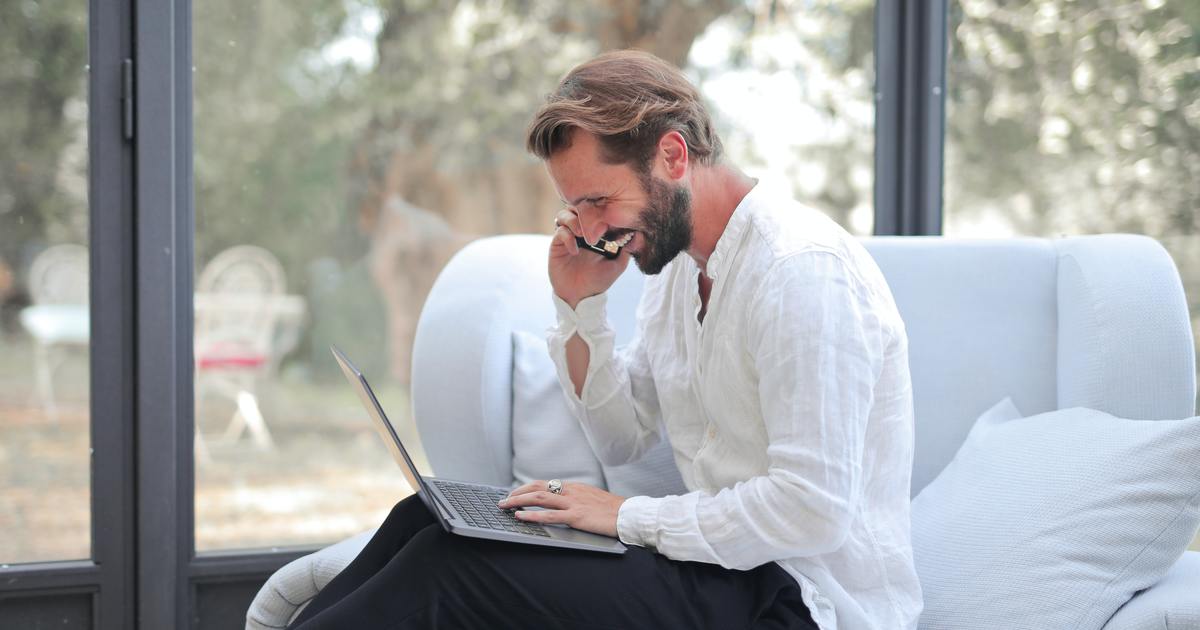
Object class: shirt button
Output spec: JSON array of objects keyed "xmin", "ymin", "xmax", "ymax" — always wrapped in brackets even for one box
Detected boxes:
[{"xmin": 707, "ymin": 427, "xmax": 717, "ymax": 439}]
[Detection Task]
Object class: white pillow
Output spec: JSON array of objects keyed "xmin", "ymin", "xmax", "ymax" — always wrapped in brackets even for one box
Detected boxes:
[
  {"xmin": 511, "ymin": 331, "xmax": 606, "ymax": 488},
  {"xmin": 510, "ymin": 331, "xmax": 687, "ymax": 498},
  {"xmin": 599, "ymin": 437, "xmax": 688, "ymax": 499},
  {"xmin": 911, "ymin": 398, "xmax": 1200, "ymax": 630}
]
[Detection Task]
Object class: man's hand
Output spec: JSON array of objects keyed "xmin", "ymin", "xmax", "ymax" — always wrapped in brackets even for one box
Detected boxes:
[
  {"xmin": 550, "ymin": 208, "xmax": 629, "ymax": 309},
  {"xmin": 498, "ymin": 480, "xmax": 626, "ymax": 538}
]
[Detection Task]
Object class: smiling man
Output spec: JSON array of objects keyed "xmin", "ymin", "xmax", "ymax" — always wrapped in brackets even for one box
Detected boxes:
[
  {"xmin": 288, "ymin": 50, "xmax": 920, "ymax": 630},
  {"xmin": 501, "ymin": 50, "xmax": 924, "ymax": 629}
]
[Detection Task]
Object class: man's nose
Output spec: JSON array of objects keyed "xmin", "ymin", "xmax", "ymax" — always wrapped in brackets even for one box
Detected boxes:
[{"xmin": 578, "ymin": 209, "xmax": 608, "ymax": 245}]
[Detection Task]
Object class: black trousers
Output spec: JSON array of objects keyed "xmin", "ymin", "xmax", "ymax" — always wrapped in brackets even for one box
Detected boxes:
[{"xmin": 286, "ymin": 494, "xmax": 819, "ymax": 629}]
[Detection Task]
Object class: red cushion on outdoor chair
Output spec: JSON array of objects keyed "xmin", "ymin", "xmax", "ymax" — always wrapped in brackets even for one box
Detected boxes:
[{"xmin": 197, "ymin": 351, "xmax": 267, "ymax": 370}]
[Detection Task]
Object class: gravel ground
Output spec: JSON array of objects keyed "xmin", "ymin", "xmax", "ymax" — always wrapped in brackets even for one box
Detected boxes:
[{"xmin": 0, "ymin": 338, "xmax": 423, "ymax": 563}]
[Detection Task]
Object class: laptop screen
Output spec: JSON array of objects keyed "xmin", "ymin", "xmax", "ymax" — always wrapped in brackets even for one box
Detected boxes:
[{"xmin": 330, "ymin": 346, "xmax": 436, "ymax": 512}]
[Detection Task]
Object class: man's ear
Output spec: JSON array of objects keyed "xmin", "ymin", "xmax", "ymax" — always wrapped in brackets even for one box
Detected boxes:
[{"xmin": 658, "ymin": 130, "xmax": 689, "ymax": 181}]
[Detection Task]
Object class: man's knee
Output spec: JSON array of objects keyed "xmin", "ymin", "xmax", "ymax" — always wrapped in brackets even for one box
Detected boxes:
[
  {"xmin": 388, "ymin": 493, "xmax": 426, "ymax": 519},
  {"xmin": 378, "ymin": 494, "xmax": 432, "ymax": 533},
  {"xmin": 395, "ymin": 524, "xmax": 464, "ymax": 571}
]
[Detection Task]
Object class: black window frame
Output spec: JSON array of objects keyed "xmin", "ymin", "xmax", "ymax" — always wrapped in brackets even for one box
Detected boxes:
[
  {"xmin": 0, "ymin": 0, "xmax": 137, "ymax": 628},
  {"xmin": 875, "ymin": 0, "xmax": 948, "ymax": 236}
]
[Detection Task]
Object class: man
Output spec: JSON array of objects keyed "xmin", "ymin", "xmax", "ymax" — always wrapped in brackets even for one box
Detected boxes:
[
  {"xmin": 501, "ymin": 50, "xmax": 923, "ymax": 629},
  {"xmin": 289, "ymin": 50, "xmax": 919, "ymax": 630}
]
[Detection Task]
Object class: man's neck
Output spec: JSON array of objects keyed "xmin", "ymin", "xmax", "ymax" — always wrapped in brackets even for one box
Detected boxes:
[{"xmin": 685, "ymin": 164, "xmax": 757, "ymax": 273}]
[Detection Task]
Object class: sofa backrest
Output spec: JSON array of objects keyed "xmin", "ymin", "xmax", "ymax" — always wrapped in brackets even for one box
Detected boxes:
[
  {"xmin": 413, "ymin": 234, "xmax": 1196, "ymax": 498},
  {"xmin": 870, "ymin": 235, "xmax": 1196, "ymax": 494}
]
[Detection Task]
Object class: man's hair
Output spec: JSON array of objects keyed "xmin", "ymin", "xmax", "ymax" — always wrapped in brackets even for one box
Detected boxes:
[{"xmin": 525, "ymin": 50, "xmax": 723, "ymax": 173}]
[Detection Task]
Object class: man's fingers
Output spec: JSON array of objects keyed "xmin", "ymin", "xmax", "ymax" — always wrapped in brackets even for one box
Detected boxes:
[
  {"xmin": 554, "ymin": 210, "xmax": 582, "ymax": 236},
  {"xmin": 508, "ymin": 481, "xmax": 550, "ymax": 497},
  {"xmin": 554, "ymin": 209, "xmax": 591, "ymax": 251},
  {"xmin": 510, "ymin": 480, "xmax": 585, "ymax": 497},
  {"xmin": 514, "ymin": 508, "xmax": 569, "ymax": 525},
  {"xmin": 552, "ymin": 226, "xmax": 580, "ymax": 255},
  {"xmin": 499, "ymin": 490, "xmax": 568, "ymax": 510}
]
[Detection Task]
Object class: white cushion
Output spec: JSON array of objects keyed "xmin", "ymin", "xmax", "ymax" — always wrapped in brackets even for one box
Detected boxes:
[
  {"xmin": 511, "ymin": 331, "xmax": 686, "ymax": 498},
  {"xmin": 1102, "ymin": 551, "xmax": 1200, "ymax": 630},
  {"xmin": 911, "ymin": 398, "xmax": 1200, "ymax": 630},
  {"xmin": 511, "ymin": 331, "xmax": 606, "ymax": 488},
  {"xmin": 600, "ymin": 437, "xmax": 687, "ymax": 499}
]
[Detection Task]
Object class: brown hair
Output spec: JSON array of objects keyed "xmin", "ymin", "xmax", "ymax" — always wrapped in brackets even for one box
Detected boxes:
[{"xmin": 525, "ymin": 50, "xmax": 723, "ymax": 173}]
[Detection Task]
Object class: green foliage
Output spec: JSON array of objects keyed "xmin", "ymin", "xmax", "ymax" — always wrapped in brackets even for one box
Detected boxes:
[
  {"xmin": 689, "ymin": 0, "xmax": 876, "ymax": 229},
  {"xmin": 193, "ymin": 0, "xmax": 369, "ymax": 285},
  {"xmin": 0, "ymin": 2, "xmax": 88, "ymax": 273},
  {"xmin": 946, "ymin": 0, "xmax": 1199, "ymax": 238},
  {"xmin": 356, "ymin": 1, "xmax": 601, "ymax": 173}
]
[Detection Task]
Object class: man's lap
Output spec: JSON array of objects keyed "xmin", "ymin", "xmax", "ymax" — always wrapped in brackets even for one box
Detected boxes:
[{"xmin": 291, "ymin": 495, "xmax": 814, "ymax": 629}]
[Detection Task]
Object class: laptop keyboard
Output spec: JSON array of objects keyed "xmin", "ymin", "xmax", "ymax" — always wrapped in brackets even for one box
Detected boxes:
[{"xmin": 431, "ymin": 480, "xmax": 551, "ymax": 537}]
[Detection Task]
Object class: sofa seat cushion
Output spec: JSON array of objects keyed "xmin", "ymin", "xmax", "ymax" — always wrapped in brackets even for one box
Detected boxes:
[
  {"xmin": 1102, "ymin": 550, "xmax": 1200, "ymax": 630},
  {"xmin": 911, "ymin": 398, "xmax": 1200, "ymax": 630}
]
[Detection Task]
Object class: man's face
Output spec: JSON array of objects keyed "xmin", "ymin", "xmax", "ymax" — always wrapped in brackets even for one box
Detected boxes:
[{"xmin": 546, "ymin": 131, "xmax": 693, "ymax": 275}]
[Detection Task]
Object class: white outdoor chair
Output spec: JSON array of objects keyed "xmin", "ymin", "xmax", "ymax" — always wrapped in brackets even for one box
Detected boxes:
[
  {"xmin": 194, "ymin": 245, "xmax": 305, "ymax": 460},
  {"xmin": 19, "ymin": 243, "xmax": 90, "ymax": 421}
]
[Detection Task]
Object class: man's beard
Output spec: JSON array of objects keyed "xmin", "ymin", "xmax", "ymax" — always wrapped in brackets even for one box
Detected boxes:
[{"xmin": 625, "ymin": 175, "xmax": 693, "ymax": 275}]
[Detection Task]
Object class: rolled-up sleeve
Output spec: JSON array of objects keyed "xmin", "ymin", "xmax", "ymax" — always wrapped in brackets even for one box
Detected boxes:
[
  {"xmin": 546, "ymin": 292, "xmax": 662, "ymax": 467},
  {"xmin": 614, "ymin": 251, "xmax": 886, "ymax": 569}
]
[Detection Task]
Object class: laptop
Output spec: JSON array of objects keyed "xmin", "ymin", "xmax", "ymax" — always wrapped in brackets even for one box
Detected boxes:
[{"xmin": 331, "ymin": 346, "xmax": 627, "ymax": 554}]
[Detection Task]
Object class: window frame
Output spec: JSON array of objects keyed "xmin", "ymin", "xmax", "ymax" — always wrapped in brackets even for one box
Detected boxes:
[
  {"xmin": 874, "ymin": 0, "xmax": 948, "ymax": 236},
  {"xmin": 0, "ymin": 1, "xmax": 137, "ymax": 628}
]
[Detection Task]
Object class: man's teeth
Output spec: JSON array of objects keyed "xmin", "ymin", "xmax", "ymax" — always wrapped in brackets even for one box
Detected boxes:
[{"xmin": 612, "ymin": 232, "xmax": 635, "ymax": 247}]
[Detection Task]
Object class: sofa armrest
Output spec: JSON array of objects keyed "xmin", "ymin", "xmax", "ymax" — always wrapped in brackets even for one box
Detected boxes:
[
  {"xmin": 1102, "ymin": 550, "xmax": 1200, "ymax": 630},
  {"xmin": 245, "ymin": 529, "xmax": 375, "ymax": 630},
  {"xmin": 1055, "ymin": 234, "xmax": 1197, "ymax": 420}
]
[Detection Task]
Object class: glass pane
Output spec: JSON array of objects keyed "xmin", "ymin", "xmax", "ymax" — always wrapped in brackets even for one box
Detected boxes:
[
  {"xmin": 943, "ymin": 1, "xmax": 1200, "ymax": 549},
  {"xmin": 0, "ymin": 2, "xmax": 91, "ymax": 563},
  {"xmin": 693, "ymin": 1, "xmax": 876, "ymax": 235},
  {"xmin": 192, "ymin": 0, "xmax": 874, "ymax": 551}
]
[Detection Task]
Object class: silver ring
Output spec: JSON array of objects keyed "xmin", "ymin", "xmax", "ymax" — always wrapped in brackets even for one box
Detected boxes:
[{"xmin": 547, "ymin": 479, "xmax": 563, "ymax": 495}]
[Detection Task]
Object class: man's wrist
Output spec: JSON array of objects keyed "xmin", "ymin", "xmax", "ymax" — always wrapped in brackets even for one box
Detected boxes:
[{"xmin": 554, "ymin": 291, "xmax": 591, "ymax": 311}]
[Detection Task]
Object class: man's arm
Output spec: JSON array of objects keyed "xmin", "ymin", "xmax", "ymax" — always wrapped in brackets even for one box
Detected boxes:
[
  {"xmin": 616, "ymin": 251, "xmax": 887, "ymax": 568},
  {"xmin": 501, "ymin": 293, "xmax": 662, "ymax": 538},
  {"xmin": 547, "ymin": 292, "xmax": 663, "ymax": 466},
  {"xmin": 564, "ymin": 331, "xmax": 589, "ymax": 397}
]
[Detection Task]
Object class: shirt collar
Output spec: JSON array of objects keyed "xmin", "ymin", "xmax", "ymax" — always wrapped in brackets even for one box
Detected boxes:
[{"xmin": 703, "ymin": 179, "xmax": 762, "ymax": 281}]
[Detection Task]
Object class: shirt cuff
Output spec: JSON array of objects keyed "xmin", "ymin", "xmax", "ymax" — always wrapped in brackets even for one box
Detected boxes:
[
  {"xmin": 616, "ymin": 495, "xmax": 660, "ymax": 549},
  {"xmin": 552, "ymin": 292, "xmax": 608, "ymax": 333},
  {"xmin": 547, "ymin": 291, "xmax": 618, "ymax": 408}
]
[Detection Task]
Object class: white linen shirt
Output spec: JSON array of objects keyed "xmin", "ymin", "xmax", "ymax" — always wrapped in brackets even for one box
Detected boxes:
[{"xmin": 546, "ymin": 181, "xmax": 923, "ymax": 630}]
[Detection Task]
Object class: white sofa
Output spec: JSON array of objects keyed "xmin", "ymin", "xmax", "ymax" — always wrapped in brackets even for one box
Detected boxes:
[{"xmin": 248, "ymin": 233, "xmax": 1199, "ymax": 629}]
